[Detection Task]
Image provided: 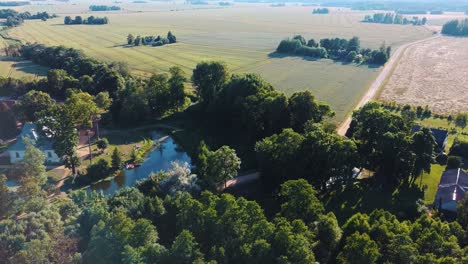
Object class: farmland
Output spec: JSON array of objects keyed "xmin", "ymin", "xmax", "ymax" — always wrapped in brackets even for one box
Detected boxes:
[
  {"xmin": 6, "ymin": 4, "xmax": 433, "ymax": 121},
  {"xmin": 379, "ymin": 36, "xmax": 468, "ymax": 115}
]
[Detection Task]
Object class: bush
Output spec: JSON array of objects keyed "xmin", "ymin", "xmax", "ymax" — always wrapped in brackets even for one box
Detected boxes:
[
  {"xmin": 96, "ymin": 138, "xmax": 109, "ymax": 151},
  {"xmin": 447, "ymin": 156, "xmax": 462, "ymax": 169},
  {"xmin": 86, "ymin": 159, "xmax": 111, "ymax": 180}
]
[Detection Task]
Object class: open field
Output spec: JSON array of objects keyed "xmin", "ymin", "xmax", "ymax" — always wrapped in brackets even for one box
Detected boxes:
[
  {"xmin": 6, "ymin": 4, "xmax": 433, "ymax": 121},
  {"xmin": 379, "ymin": 36, "xmax": 468, "ymax": 115},
  {"xmin": 0, "ymin": 59, "xmax": 47, "ymax": 80}
]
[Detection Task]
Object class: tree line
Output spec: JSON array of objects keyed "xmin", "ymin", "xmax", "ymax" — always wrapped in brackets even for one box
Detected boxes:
[
  {"xmin": 89, "ymin": 5, "xmax": 121, "ymax": 11},
  {"xmin": 442, "ymin": 19, "xmax": 468, "ymax": 36},
  {"xmin": 0, "ymin": 1, "xmax": 29, "ymax": 6},
  {"xmin": 276, "ymin": 35, "xmax": 391, "ymax": 65},
  {"xmin": 127, "ymin": 31, "xmax": 177, "ymax": 47},
  {"xmin": 64, "ymin": 15, "xmax": 109, "ymax": 25},
  {"xmin": 0, "ymin": 9, "xmax": 55, "ymax": 27},
  {"xmin": 363, "ymin": 13, "xmax": 427, "ymax": 25},
  {"xmin": 312, "ymin": 8, "xmax": 329, "ymax": 14}
]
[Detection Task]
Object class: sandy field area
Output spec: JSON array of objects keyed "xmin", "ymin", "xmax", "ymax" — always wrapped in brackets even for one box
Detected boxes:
[{"xmin": 379, "ymin": 36, "xmax": 468, "ymax": 114}]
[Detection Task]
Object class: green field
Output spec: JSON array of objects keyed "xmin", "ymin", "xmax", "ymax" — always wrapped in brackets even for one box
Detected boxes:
[
  {"xmin": 0, "ymin": 59, "xmax": 47, "ymax": 80},
  {"xmin": 7, "ymin": 4, "xmax": 433, "ymax": 121}
]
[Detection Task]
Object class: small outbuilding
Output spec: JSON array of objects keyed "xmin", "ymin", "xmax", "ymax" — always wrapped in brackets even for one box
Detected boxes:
[{"xmin": 8, "ymin": 123, "xmax": 60, "ymax": 164}]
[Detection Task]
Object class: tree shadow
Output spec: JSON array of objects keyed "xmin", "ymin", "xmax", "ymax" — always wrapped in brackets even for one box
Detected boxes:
[{"xmin": 323, "ymin": 179, "xmax": 424, "ymax": 224}]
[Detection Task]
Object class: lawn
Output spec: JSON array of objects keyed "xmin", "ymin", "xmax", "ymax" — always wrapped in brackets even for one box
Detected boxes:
[{"xmin": 8, "ymin": 4, "xmax": 432, "ymax": 122}]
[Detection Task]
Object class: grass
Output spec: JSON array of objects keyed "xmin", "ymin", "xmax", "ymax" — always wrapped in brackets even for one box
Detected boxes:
[
  {"xmin": 418, "ymin": 164, "xmax": 446, "ymax": 204},
  {"xmin": 0, "ymin": 59, "xmax": 48, "ymax": 80},
  {"xmin": 7, "ymin": 5, "xmax": 432, "ymax": 122}
]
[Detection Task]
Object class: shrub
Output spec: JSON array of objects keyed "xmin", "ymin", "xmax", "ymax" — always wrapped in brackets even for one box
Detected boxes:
[
  {"xmin": 435, "ymin": 153, "xmax": 448, "ymax": 165},
  {"xmin": 447, "ymin": 156, "xmax": 462, "ymax": 169},
  {"xmin": 450, "ymin": 139, "xmax": 468, "ymax": 158},
  {"xmin": 276, "ymin": 39, "xmax": 302, "ymax": 53},
  {"xmin": 96, "ymin": 138, "xmax": 109, "ymax": 151}
]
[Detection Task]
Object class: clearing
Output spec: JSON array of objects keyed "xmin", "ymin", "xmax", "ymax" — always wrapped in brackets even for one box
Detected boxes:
[
  {"xmin": 7, "ymin": 4, "xmax": 432, "ymax": 121},
  {"xmin": 379, "ymin": 36, "xmax": 468, "ymax": 115}
]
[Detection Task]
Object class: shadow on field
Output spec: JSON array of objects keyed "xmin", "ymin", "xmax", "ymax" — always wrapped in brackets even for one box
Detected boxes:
[
  {"xmin": 267, "ymin": 52, "xmax": 384, "ymax": 69},
  {"xmin": 12, "ymin": 61, "xmax": 47, "ymax": 76}
]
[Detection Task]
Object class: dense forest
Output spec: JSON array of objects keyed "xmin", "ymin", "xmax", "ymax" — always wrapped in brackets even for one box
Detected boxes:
[
  {"xmin": 64, "ymin": 15, "xmax": 109, "ymax": 25},
  {"xmin": 363, "ymin": 13, "xmax": 427, "ymax": 25},
  {"xmin": 442, "ymin": 19, "xmax": 468, "ymax": 36},
  {"xmin": 89, "ymin": 5, "xmax": 121, "ymax": 11},
  {"xmin": 127, "ymin": 31, "xmax": 177, "ymax": 47},
  {"xmin": 276, "ymin": 36, "xmax": 391, "ymax": 65}
]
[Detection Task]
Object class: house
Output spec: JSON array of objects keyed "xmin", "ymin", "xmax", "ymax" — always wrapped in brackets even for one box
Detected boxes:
[
  {"xmin": 8, "ymin": 123, "xmax": 60, "ymax": 164},
  {"xmin": 434, "ymin": 168, "xmax": 468, "ymax": 212},
  {"xmin": 411, "ymin": 125, "xmax": 449, "ymax": 153}
]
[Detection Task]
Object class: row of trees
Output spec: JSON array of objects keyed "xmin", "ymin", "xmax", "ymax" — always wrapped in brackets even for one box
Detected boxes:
[
  {"xmin": 0, "ymin": 1, "xmax": 29, "ymax": 6},
  {"xmin": 363, "ymin": 13, "xmax": 427, "ymax": 25},
  {"xmin": 89, "ymin": 5, "xmax": 121, "ymax": 11},
  {"xmin": 442, "ymin": 19, "xmax": 468, "ymax": 36},
  {"xmin": 277, "ymin": 35, "xmax": 391, "ymax": 64},
  {"xmin": 64, "ymin": 15, "xmax": 109, "ymax": 25},
  {"xmin": 1, "ymin": 10, "xmax": 54, "ymax": 27},
  {"xmin": 127, "ymin": 31, "xmax": 177, "ymax": 47}
]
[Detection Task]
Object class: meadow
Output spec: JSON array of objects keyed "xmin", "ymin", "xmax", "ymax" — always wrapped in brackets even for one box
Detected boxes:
[{"xmin": 7, "ymin": 3, "xmax": 433, "ymax": 121}]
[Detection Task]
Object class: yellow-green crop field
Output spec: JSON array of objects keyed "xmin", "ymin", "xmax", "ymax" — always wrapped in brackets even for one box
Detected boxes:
[{"xmin": 6, "ymin": 3, "xmax": 433, "ymax": 121}]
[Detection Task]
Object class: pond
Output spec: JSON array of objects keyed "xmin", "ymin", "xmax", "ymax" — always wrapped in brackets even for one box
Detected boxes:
[{"xmin": 89, "ymin": 130, "xmax": 191, "ymax": 195}]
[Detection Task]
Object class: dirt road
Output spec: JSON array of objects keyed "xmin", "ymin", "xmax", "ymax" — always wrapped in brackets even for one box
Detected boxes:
[{"xmin": 337, "ymin": 34, "xmax": 440, "ymax": 136}]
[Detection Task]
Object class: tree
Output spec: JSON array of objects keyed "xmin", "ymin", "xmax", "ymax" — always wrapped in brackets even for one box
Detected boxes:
[
  {"xmin": 337, "ymin": 232, "xmax": 381, "ymax": 264},
  {"xmin": 111, "ymin": 147, "xmax": 123, "ymax": 170},
  {"xmin": 64, "ymin": 16, "xmax": 72, "ymax": 25},
  {"xmin": 168, "ymin": 66, "xmax": 187, "ymax": 111},
  {"xmin": 455, "ymin": 113, "xmax": 468, "ymax": 131},
  {"xmin": 159, "ymin": 162, "xmax": 200, "ymax": 196},
  {"xmin": 196, "ymin": 141, "xmax": 210, "ymax": 178},
  {"xmin": 17, "ymin": 138, "xmax": 48, "ymax": 198},
  {"xmin": 347, "ymin": 36, "xmax": 360, "ymax": 52},
  {"xmin": 66, "ymin": 91, "xmax": 99, "ymax": 129},
  {"xmin": 37, "ymin": 105, "xmax": 80, "ymax": 175},
  {"xmin": 314, "ymin": 212, "xmax": 342, "ymax": 264},
  {"xmin": 192, "ymin": 61, "xmax": 229, "ymax": 105},
  {"xmin": 167, "ymin": 31, "xmax": 176, "ymax": 43},
  {"xmin": 145, "ymin": 73, "xmax": 171, "ymax": 117},
  {"xmin": 205, "ymin": 146, "xmax": 241, "ymax": 189},
  {"xmin": 168, "ymin": 230, "xmax": 204, "ymax": 263},
  {"xmin": 127, "ymin": 34, "xmax": 134, "ymax": 45},
  {"xmin": 96, "ymin": 138, "xmax": 109, "ymax": 152},
  {"xmin": 0, "ymin": 174, "xmax": 13, "ymax": 218},
  {"xmin": 288, "ymin": 91, "xmax": 334, "ymax": 131},
  {"xmin": 279, "ymin": 179, "xmax": 324, "ymax": 224},
  {"xmin": 15, "ymin": 90, "xmax": 55, "ymax": 122},
  {"xmin": 134, "ymin": 35, "xmax": 141, "ymax": 46},
  {"xmin": 94, "ymin": 91, "xmax": 112, "ymax": 110},
  {"xmin": 411, "ymin": 128, "xmax": 435, "ymax": 181},
  {"xmin": 74, "ymin": 16, "xmax": 83, "ymax": 24}
]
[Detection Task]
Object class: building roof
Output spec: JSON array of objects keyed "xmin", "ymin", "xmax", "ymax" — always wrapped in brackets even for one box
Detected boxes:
[
  {"xmin": 9, "ymin": 123, "xmax": 54, "ymax": 151},
  {"xmin": 435, "ymin": 168, "xmax": 468, "ymax": 207},
  {"xmin": 411, "ymin": 125, "xmax": 448, "ymax": 149}
]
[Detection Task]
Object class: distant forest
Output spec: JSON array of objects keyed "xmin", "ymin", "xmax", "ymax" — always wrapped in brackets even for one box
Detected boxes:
[
  {"xmin": 321, "ymin": 0, "xmax": 468, "ymax": 12},
  {"xmin": 64, "ymin": 16, "xmax": 109, "ymax": 25},
  {"xmin": 312, "ymin": 8, "xmax": 329, "ymax": 14},
  {"xmin": 276, "ymin": 36, "xmax": 391, "ymax": 65},
  {"xmin": 0, "ymin": 1, "xmax": 30, "ymax": 6},
  {"xmin": 89, "ymin": 5, "xmax": 121, "ymax": 11},
  {"xmin": 363, "ymin": 13, "xmax": 427, "ymax": 26},
  {"xmin": 442, "ymin": 19, "xmax": 468, "ymax": 36}
]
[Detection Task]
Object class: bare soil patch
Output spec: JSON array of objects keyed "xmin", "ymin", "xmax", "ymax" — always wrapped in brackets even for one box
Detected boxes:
[{"xmin": 379, "ymin": 36, "xmax": 468, "ymax": 114}]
